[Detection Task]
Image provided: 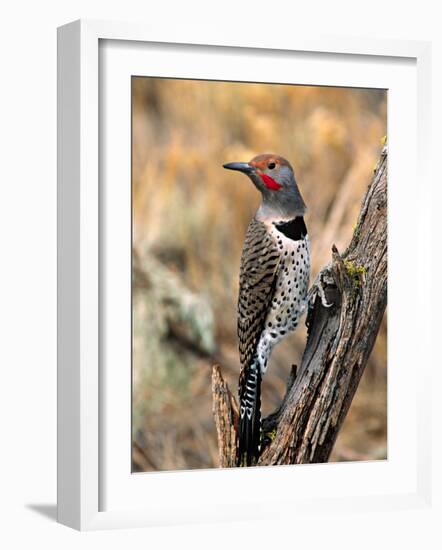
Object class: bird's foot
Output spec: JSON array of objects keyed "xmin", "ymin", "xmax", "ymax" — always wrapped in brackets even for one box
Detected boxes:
[{"xmin": 260, "ymin": 427, "xmax": 277, "ymax": 451}]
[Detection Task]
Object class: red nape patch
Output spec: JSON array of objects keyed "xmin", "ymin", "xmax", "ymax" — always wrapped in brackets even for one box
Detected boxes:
[{"xmin": 259, "ymin": 173, "xmax": 282, "ymax": 191}]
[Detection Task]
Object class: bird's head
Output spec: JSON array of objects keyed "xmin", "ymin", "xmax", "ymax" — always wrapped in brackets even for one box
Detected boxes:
[{"xmin": 223, "ymin": 153, "xmax": 306, "ymax": 221}]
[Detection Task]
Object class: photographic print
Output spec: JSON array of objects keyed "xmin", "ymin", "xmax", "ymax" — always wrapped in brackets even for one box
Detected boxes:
[{"xmin": 131, "ymin": 77, "xmax": 387, "ymax": 471}]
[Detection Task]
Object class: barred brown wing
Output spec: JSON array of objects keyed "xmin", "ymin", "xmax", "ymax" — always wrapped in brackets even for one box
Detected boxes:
[{"xmin": 237, "ymin": 218, "xmax": 280, "ymax": 378}]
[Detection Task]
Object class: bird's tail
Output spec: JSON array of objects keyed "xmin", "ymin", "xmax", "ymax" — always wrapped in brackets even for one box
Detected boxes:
[{"xmin": 237, "ymin": 365, "xmax": 262, "ymax": 467}]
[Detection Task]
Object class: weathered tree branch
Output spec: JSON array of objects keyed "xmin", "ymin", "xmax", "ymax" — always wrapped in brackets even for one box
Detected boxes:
[{"xmin": 212, "ymin": 144, "xmax": 388, "ymax": 466}]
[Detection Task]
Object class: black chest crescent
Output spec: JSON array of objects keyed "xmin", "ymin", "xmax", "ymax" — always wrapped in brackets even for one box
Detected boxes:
[{"xmin": 274, "ymin": 216, "xmax": 307, "ymax": 241}]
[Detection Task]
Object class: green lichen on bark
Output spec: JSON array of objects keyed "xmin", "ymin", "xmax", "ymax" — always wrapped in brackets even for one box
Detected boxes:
[{"xmin": 343, "ymin": 259, "xmax": 366, "ymax": 291}]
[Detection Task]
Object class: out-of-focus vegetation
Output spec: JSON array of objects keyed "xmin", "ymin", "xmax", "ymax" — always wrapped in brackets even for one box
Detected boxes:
[{"xmin": 132, "ymin": 78, "xmax": 387, "ymax": 471}]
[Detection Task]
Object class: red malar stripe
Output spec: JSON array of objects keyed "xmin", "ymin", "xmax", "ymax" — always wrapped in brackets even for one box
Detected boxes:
[{"xmin": 259, "ymin": 173, "xmax": 282, "ymax": 190}]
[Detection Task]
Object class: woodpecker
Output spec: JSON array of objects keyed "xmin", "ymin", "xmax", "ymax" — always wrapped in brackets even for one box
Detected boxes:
[{"xmin": 223, "ymin": 154, "xmax": 310, "ymax": 467}]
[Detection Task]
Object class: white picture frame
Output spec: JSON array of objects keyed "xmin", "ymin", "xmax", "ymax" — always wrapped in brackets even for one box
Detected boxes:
[{"xmin": 57, "ymin": 19, "xmax": 432, "ymax": 531}]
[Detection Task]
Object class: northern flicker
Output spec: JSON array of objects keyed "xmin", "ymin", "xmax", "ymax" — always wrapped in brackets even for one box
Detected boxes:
[{"xmin": 223, "ymin": 154, "xmax": 310, "ymax": 467}]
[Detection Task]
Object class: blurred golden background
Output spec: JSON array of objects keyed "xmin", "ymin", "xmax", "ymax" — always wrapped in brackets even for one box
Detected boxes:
[{"xmin": 132, "ymin": 77, "xmax": 387, "ymax": 471}]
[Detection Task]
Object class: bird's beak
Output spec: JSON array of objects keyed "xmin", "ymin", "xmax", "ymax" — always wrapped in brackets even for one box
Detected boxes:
[{"xmin": 223, "ymin": 162, "xmax": 255, "ymax": 175}]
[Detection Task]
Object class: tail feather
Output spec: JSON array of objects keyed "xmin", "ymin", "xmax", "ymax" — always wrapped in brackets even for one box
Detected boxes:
[{"xmin": 237, "ymin": 366, "xmax": 262, "ymax": 466}]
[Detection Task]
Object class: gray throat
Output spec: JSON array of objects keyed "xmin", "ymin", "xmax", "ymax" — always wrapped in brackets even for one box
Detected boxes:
[{"xmin": 256, "ymin": 186, "xmax": 306, "ymax": 222}]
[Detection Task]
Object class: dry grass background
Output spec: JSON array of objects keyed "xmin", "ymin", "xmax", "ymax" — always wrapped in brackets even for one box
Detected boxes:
[{"xmin": 132, "ymin": 77, "xmax": 387, "ymax": 471}]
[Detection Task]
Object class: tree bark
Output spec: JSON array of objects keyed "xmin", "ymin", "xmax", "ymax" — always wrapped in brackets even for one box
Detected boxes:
[{"xmin": 212, "ymin": 144, "xmax": 388, "ymax": 467}]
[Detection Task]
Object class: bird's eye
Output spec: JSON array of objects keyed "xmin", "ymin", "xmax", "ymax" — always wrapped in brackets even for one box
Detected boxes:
[{"xmin": 268, "ymin": 162, "xmax": 276, "ymax": 169}]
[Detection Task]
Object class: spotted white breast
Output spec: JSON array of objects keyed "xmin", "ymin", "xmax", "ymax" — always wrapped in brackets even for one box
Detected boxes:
[{"xmin": 255, "ymin": 224, "xmax": 310, "ymax": 374}]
